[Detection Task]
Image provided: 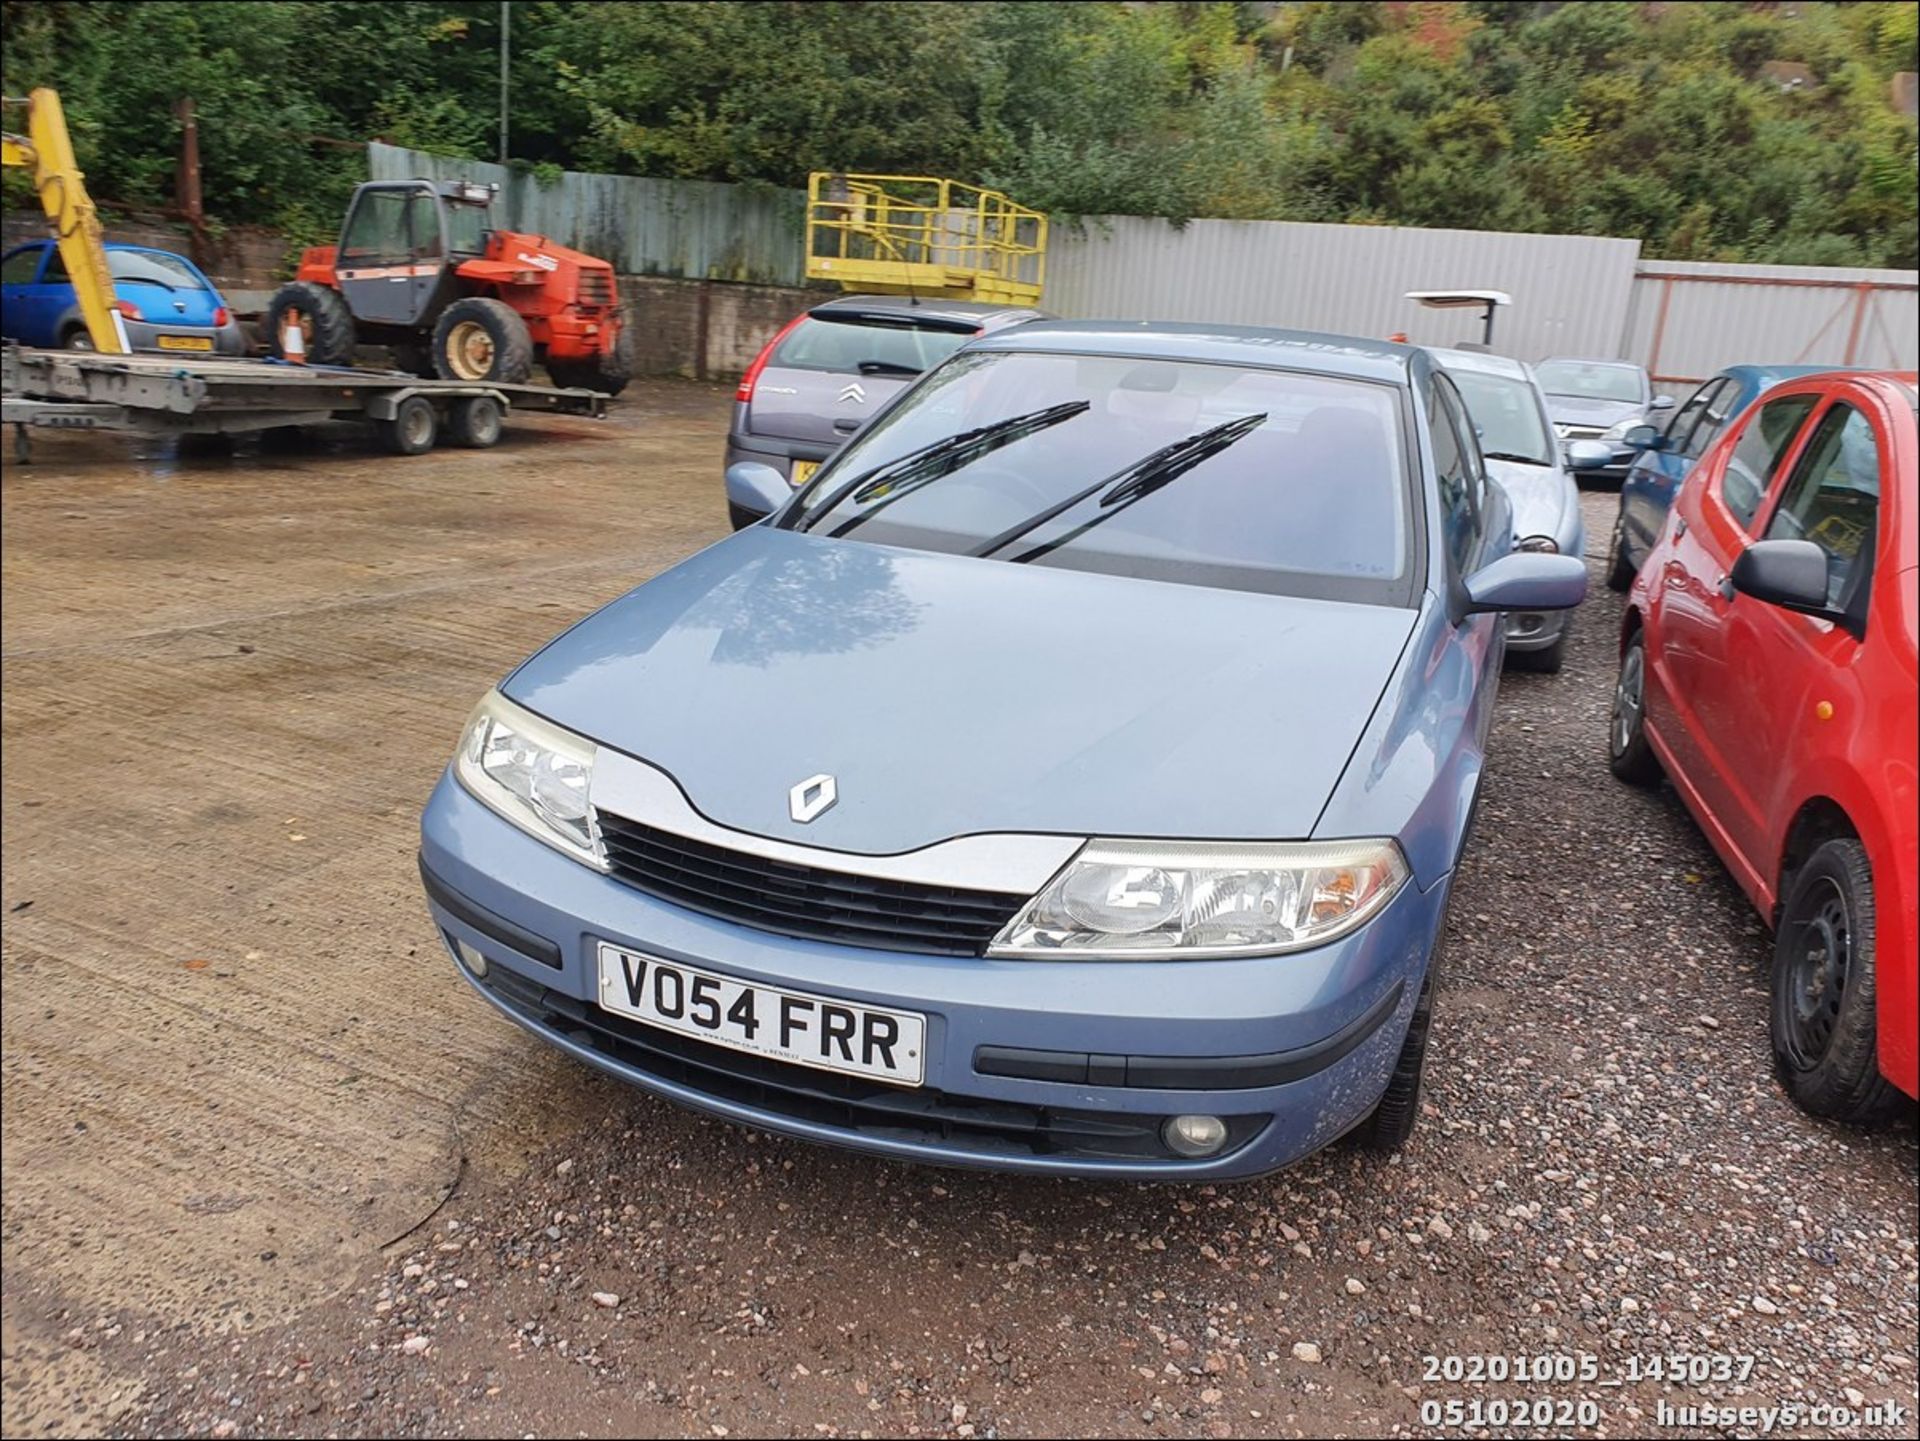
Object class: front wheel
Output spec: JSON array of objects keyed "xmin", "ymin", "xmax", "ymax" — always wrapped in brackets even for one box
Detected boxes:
[
  {"xmin": 1770, "ymin": 838, "xmax": 1900, "ymax": 1123},
  {"xmin": 263, "ymin": 281, "xmax": 357, "ymax": 366},
  {"xmin": 432, "ymin": 298, "xmax": 533, "ymax": 384},
  {"xmin": 1608, "ymin": 631, "xmax": 1662, "ymax": 785},
  {"xmin": 1605, "ymin": 511, "xmax": 1637, "ymax": 592},
  {"xmin": 1354, "ymin": 966, "xmax": 1436, "ymax": 1153}
]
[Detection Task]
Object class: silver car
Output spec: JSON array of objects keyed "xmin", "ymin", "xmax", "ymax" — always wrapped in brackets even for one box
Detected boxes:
[
  {"xmin": 1436, "ymin": 348, "xmax": 1606, "ymax": 672},
  {"xmin": 725, "ymin": 294, "xmax": 1044, "ymax": 527}
]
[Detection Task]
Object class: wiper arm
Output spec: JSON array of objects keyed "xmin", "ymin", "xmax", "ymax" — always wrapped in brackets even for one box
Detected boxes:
[
  {"xmin": 790, "ymin": 400, "xmax": 1089, "ymax": 537},
  {"xmin": 1481, "ymin": 449, "xmax": 1550, "ymax": 465},
  {"xmin": 971, "ymin": 411, "xmax": 1267, "ymax": 563}
]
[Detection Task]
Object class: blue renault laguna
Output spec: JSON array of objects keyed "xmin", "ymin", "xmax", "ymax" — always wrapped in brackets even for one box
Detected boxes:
[{"xmin": 418, "ymin": 323, "xmax": 1586, "ymax": 1179}]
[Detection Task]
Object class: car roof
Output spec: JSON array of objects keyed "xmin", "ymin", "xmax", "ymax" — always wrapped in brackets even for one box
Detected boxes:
[
  {"xmin": 1538, "ymin": 356, "xmax": 1645, "ymax": 371},
  {"xmin": 969, "ymin": 321, "xmax": 1418, "ymax": 383},
  {"xmin": 808, "ymin": 294, "xmax": 1043, "ymax": 328},
  {"xmin": 1426, "ymin": 346, "xmax": 1533, "ymax": 382}
]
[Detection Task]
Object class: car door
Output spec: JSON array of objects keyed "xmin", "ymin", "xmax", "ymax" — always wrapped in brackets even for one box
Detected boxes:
[
  {"xmin": 1707, "ymin": 397, "xmax": 1886, "ymax": 894},
  {"xmin": 1649, "ymin": 389, "xmax": 1821, "ymax": 838},
  {"xmin": 1429, "ymin": 371, "xmax": 1507, "ymax": 740},
  {"xmin": 0, "ymin": 242, "xmax": 63, "ymax": 346},
  {"xmin": 1626, "ymin": 379, "xmax": 1736, "ymax": 557}
]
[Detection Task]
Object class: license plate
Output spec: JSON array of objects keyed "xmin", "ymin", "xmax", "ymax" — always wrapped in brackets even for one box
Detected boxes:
[
  {"xmin": 789, "ymin": 460, "xmax": 819, "ymax": 488},
  {"xmin": 155, "ymin": 335, "xmax": 214, "ymax": 352},
  {"xmin": 595, "ymin": 943, "xmax": 926, "ymax": 1086}
]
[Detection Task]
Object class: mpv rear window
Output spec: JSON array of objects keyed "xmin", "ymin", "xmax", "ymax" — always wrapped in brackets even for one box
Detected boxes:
[{"xmin": 771, "ymin": 315, "xmax": 973, "ymax": 376}]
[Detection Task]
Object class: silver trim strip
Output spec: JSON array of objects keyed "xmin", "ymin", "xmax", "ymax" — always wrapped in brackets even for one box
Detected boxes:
[{"xmin": 590, "ymin": 749, "xmax": 1083, "ymax": 893}]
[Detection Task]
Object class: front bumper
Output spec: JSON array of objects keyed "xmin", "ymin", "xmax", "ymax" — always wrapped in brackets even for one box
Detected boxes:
[
  {"xmin": 1504, "ymin": 608, "xmax": 1570, "ymax": 651},
  {"xmin": 419, "ymin": 772, "xmax": 1449, "ymax": 1181}
]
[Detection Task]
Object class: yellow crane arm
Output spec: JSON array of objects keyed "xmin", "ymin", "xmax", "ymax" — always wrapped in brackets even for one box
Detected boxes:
[{"xmin": 2, "ymin": 87, "xmax": 128, "ymax": 353}]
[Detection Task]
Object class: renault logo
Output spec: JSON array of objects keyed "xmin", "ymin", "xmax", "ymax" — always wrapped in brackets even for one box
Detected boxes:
[
  {"xmin": 789, "ymin": 773, "xmax": 837, "ymax": 823},
  {"xmin": 838, "ymin": 382, "xmax": 867, "ymax": 405}
]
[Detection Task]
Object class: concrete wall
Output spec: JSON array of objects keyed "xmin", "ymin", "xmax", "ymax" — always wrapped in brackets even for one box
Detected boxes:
[{"xmin": 619, "ymin": 274, "xmax": 816, "ymax": 380}]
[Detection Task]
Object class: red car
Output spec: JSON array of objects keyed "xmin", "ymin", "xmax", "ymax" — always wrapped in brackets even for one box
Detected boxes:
[{"xmin": 1610, "ymin": 370, "xmax": 1917, "ymax": 1121}]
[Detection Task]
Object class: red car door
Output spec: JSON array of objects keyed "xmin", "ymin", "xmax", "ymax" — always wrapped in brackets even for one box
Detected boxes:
[
  {"xmin": 1649, "ymin": 390, "xmax": 1820, "ymax": 865},
  {"xmin": 1708, "ymin": 395, "xmax": 1889, "ymax": 903}
]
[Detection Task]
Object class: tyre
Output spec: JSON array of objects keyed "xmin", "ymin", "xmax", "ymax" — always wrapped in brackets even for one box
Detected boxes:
[
  {"xmin": 1770, "ymin": 838, "xmax": 1901, "ymax": 1123},
  {"xmin": 547, "ymin": 319, "xmax": 633, "ymax": 396},
  {"xmin": 1608, "ymin": 631, "xmax": 1662, "ymax": 784},
  {"xmin": 263, "ymin": 281, "xmax": 356, "ymax": 366},
  {"xmin": 432, "ymin": 298, "xmax": 533, "ymax": 384},
  {"xmin": 447, "ymin": 395, "xmax": 504, "ymax": 449},
  {"xmin": 382, "ymin": 394, "xmax": 439, "ymax": 456},
  {"xmin": 1354, "ymin": 965, "xmax": 1436, "ymax": 1153},
  {"xmin": 62, "ymin": 325, "xmax": 95, "ymax": 351},
  {"xmin": 1508, "ymin": 626, "xmax": 1568, "ymax": 675},
  {"xmin": 1605, "ymin": 512, "xmax": 1637, "ymax": 592}
]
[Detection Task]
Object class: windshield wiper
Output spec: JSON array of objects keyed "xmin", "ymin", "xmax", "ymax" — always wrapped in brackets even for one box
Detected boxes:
[
  {"xmin": 791, "ymin": 400, "xmax": 1090, "ymax": 537},
  {"xmin": 971, "ymin": 411, "xmax": 1267, "ymax": 564},
  {"xmin": 1481, "ymin": 449, "xmax": 1551, "ymax": 466}
]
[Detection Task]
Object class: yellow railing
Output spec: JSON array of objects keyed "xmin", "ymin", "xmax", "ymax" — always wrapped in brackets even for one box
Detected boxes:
[{"xmin": 806, "ymin": 173, "xmax": 1047, "ymax": 307}]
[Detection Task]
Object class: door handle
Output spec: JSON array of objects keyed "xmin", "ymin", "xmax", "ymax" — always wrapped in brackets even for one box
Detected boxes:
[
  {"xmin": 1672, "ymin": 515, "xmax": 1687, "ymax": 539},
  {"xmin": 833, "ymin": 418, "xmax": 860, "ymax": 433}
]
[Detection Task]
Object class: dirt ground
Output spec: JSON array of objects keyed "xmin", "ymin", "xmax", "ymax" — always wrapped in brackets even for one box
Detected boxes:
[{"xmin": 2, "ymin": 383, "xmax": 1914, "ymax": 1440}]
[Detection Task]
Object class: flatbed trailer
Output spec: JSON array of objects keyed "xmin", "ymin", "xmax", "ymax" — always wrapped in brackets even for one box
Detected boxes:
[{"xmin": 2, "ymin": 345, "xmax": 607, "ymax": 460}]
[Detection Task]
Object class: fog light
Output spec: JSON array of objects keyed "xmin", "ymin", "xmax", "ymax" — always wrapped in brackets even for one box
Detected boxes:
[
  {"xmin": 1162, "ymin": 1114, "xmax": 1228, "ymax": 1157},
  {"xmin": 456, "ymin": 939, "xmax": 489, "ymax": 978}
]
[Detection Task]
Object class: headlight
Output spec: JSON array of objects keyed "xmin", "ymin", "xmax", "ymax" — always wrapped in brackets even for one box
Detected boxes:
[
  {"xmin": 989, "ymin": 838, "xmax": 1409, "ymax": 959},
  {"xmin": 1516, "ymin": 534, "xmax": 1558, "ymax": 554},
  {"xmin": 453, "ymin": 690, "xmax": 604, "ymax": 868},
  {"xmin": 1600, "ymin": 418, "xmax": 1639, "ymax": 441}
]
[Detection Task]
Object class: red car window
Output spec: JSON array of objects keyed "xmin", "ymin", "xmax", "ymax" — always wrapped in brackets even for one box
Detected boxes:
[
  {"xmin": 1720, "ymin": 393, "xmax": 1818, "ymax": 529},
  {"xmin": 1762, "ymin": 403, "xmax": 1882, "ymax": 611}
]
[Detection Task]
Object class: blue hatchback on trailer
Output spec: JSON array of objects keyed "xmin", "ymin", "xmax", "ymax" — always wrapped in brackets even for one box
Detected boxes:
[
  {"xmin": 0, "ymin": 238, "xmax": 247, "ymax": 355},
  {"xmin": 418, "ymin": 323, "xmax": 1587, "ymax": 1179}
]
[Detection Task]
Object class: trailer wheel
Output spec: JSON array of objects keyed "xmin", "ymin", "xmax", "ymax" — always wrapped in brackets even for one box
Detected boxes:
[
  {"xmin": 382, "ymin": 395, "xmax": 439, "ymax": 455},
  {"xmin": 433, "ymin": 299, "xmax": 533, "ymax": 384},
  {"xmin": 263, "ymin": 281, "xmax": 356, "ymax": 367},
  {"xmin": 448, "ymin": 395, "xmax": 504, "ymax": 448}
]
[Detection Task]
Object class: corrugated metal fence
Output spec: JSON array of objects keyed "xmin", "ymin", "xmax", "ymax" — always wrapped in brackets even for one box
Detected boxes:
[
  {"xmin": 1621, "ymin": 259, "xmax": 1918, "ymax": 385},
  {"xmin": 1042, "ymin": 216, "xmax": 1641, "ymax": 361},
  {"xmin": 369, "ymin": 143, "xmax": 807, "ymax": 285},
  {"xmin": 370, "ymin": 144, "xmax": 1918, "ymax": 383}
]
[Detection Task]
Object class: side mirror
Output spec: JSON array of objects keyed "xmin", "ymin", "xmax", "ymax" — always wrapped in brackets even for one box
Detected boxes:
[
  {"xmin": 1566, "ymin": 439, "xmax": 1613, "ymax": 471},
  {"xmin": 1619, "ymin": 423, "xmax": 1664, "ymax": 451},
  {"xmin": 1649, "ymin": 394, "xmax": 1676, "ymax": 412},
  {"xmin": 1730, "ymin": 539, "xmax": 1831, "ymax": 617},
  {"xmin": 724, "ymin": 461, "xmax": 790, "ymax": 530},
  {"xmin": 1461, "ymin": 551, "xmax": 1588, "ymax": 616}
]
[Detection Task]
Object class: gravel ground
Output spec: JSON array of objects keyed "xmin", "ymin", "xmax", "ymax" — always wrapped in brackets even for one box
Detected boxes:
[{"xmin": 5, "ymin": 418, "xmax": 1914, "ymax": 1440}]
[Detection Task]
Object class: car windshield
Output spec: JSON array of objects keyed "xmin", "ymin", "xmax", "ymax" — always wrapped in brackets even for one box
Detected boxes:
[
  {"xmin": 1534, "ymin": 360, "xmax": 1642, "ymax": 404},
  {"xmin": 1448, "ymin": 368, "xmax": 1553, "ymax": 465},
  {"xmin": 791, "ymin": 349, "xmax": 1415, "ymax": 605},
  {"xmin": 772, "ymin": 315, "xmax": 974, "ymax": 376},
  {"xmin": 106, "ymin": 250, "xmax": 205, "ymax": 290}
]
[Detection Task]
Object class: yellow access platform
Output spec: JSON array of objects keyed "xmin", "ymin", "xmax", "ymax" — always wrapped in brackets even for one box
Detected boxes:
[{"xmin": 806, "ymin": 173, "xmax": 1047, "ymax": 307}]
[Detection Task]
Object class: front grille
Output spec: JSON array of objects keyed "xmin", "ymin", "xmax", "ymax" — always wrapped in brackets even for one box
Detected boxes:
[
  {"xmin": 1559, "ymin": 424, "xmax": 1608, "ymax": 440},
  {"xmin": 596, "ymin": 812, "xmax": 1028, "ymax": 956},
  {"xmin": 467, "ymin": 957, "xmax": 1263, "ymax": 1163},
  {"xmin": 577, "ymin": 269, "xmax": 615, "ymax": 305}
]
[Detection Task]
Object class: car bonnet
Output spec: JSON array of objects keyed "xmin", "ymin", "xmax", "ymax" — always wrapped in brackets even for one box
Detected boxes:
[{"xmin": 503, "ymin": 528, "xmax": 1420, "ymax": 853}]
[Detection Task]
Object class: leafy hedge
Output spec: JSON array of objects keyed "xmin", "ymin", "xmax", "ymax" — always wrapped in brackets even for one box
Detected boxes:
[{"xmin": 4, "ymin": 1, "xmax": 1914, "ymax": 266}]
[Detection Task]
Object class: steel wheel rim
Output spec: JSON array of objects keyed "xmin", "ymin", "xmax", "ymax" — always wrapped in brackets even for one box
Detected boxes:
[
  {"xmin": 68, "ymin": 331, "xmax": 95, "ymax": 351},
  {"xmin": 1611, "ymin": 644, "xmax": 1644, "ymax": 755},
  {"xmin": 400, "ymin": 404, "xmax": 433, "ymax": 448},
  {"xmin": 1779, "ymin": 878, "xmax": 1850, "ymax": 1069},
  {"xmin": 447, "ymin": 320, "xmax": 495, "ymax": 379}
]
